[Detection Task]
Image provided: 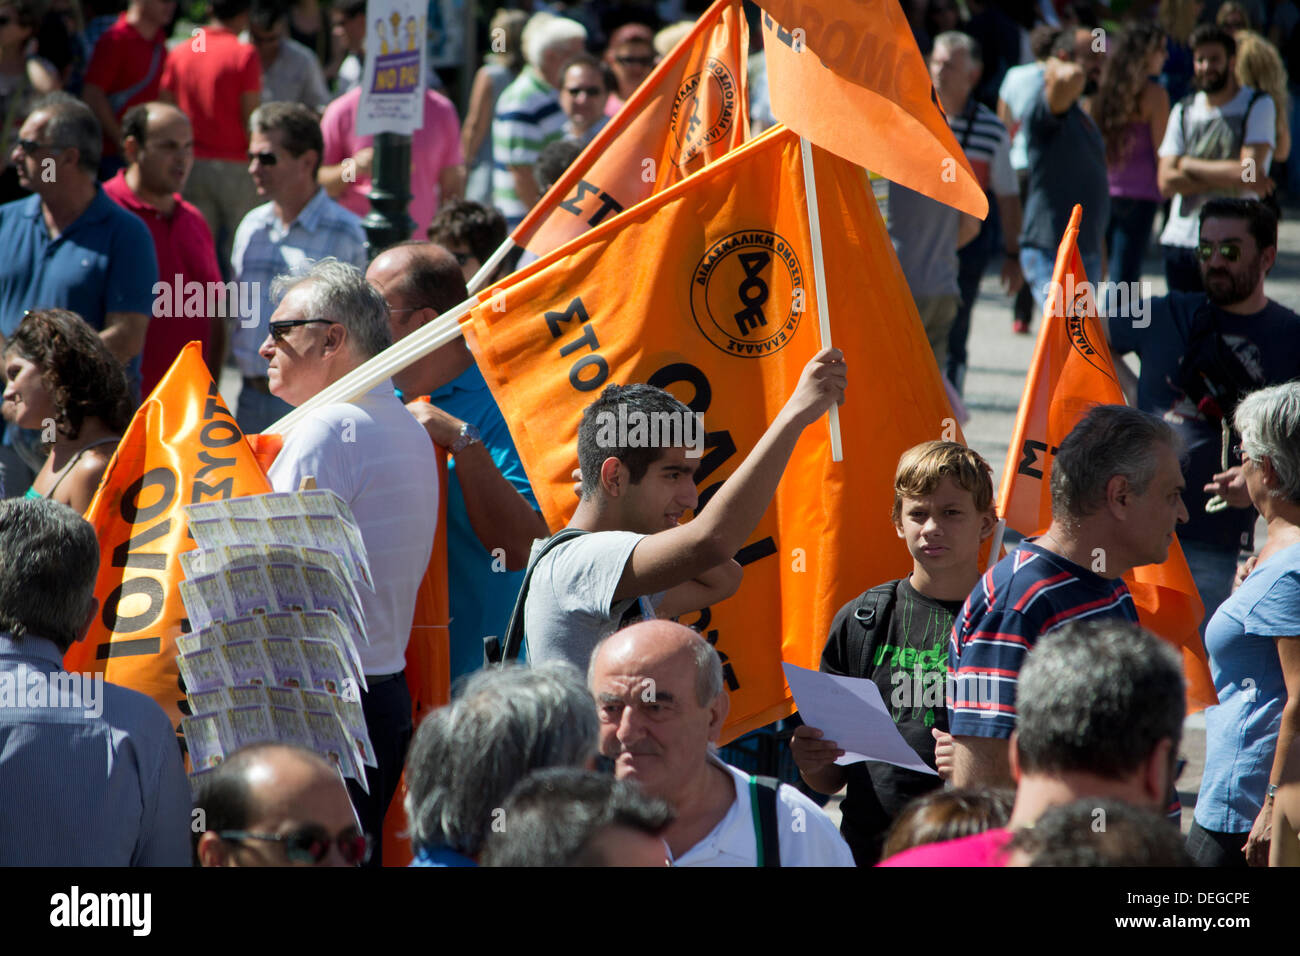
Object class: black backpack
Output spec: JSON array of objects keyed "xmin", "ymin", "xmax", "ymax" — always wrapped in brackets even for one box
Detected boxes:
[{"xmin": 836, "ymin": 581, "xmax": 901, "ymax": 679}]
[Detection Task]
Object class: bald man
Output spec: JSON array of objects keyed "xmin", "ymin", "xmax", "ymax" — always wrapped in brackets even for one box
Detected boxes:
[
  {"xmin": 105, "ymin": 101, "xmax": 224, "ymax": 394},
  {"xmin": 196, "ymin": 743, "xmax": 368, "ymax": 866},
  {"xmin": 588, "ymin": 621, "xmax": 854, "ymax": 867},
  {"xmin": 366, "ymin": 241, "xmax": 547, "ymax": 682}
]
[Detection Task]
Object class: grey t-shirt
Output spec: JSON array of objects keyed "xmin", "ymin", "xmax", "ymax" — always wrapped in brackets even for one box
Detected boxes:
[
  {"xmin": 523, "ymin": 531, "xmax": 665, "ymax": 672},
  {"xmin": 886, "ymin": 182, "xmax": 960, "ymax": 298}
]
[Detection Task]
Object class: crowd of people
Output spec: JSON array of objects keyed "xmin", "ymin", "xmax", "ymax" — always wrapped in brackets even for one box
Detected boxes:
[{"xmin": 0, "ymin": 0, "xmax": 1298, "ymax": 870}]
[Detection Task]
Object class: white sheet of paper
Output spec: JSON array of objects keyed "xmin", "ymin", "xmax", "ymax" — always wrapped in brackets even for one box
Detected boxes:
[{"xmin": 782, "ymin": 662, "xmax": 938, "ymax": 776}]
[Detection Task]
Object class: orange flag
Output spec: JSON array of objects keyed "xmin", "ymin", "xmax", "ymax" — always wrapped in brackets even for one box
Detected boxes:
[
  {"xmin": 756, "ymin": 0, "xmax": 988, "ymax": 218},
  {"xmin": 501, "ymin": 0, "xmax": 748, "ymax": 265},
  {"xmin": 464, "ymin": 125, "xmax": 957, "ymax": 741},
  {"xmin": 63, "ymin": 343, "xmax": 273, "ymax": 736},
  {"xmin": 998, "ymin": 204, "xmax": 1215, "ymax": 713}
]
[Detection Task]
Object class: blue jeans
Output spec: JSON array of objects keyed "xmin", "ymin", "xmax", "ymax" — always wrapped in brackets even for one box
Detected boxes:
[
  {"xmin": 235, "ymin": 385, "xmax": 294, "ymax": 436},
  {"xmin": 1020, "ymin": 246, "xmax": 1103, "ymax": 323},
  {"xmin": 1180, "ymin": 538, "xmax": 1240, "ymax": 639},
  {"xmin": 1105, "ymin": 197, "xmax": 1159, "ymax": 288}
]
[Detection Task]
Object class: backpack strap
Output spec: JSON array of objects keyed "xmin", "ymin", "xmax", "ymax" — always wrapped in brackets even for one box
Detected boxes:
[
  {"xmin": 748, "ymin": 775, "xmax": 782, "ymax": 868},
  {"xmin": 847, "ymin": 581, "xmax": 902, "ymax": 678},
  {"xmin": 486, "ymin": 527, "xmax": 590, "ymax": 667}
]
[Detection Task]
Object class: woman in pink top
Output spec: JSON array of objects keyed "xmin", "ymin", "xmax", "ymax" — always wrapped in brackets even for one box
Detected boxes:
[{"xmin": 1091, "ymin": 22, "xmax": 1170, "ymax": 289}]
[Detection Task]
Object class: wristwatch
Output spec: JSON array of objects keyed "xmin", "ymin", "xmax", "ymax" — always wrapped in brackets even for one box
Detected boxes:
[{"xmin": 449, "ymin": 422, "xmax": 481, "ymax": 455}]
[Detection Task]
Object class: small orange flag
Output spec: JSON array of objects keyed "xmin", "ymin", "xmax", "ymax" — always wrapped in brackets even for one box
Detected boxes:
[
  {"xmin": 507, "ymin": 0, "xmax": 749, "ymax": 262},
  {"xmin": 998, "ymin": 204, "xmax": 1215, "ymax": 713},
  {"xmin": 756, "ymin": 0, "xmax": 988, "ymax": 219},
  {"xmin": 465, "ymin": 126, "xmax": 957, "ymax": 741},
  {"xmin": 63, "ymin": 343, "xmax": 273, "ymax": 736}
]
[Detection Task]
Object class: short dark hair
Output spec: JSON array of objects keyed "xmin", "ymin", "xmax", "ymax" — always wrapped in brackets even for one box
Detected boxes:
[
  {"xmin": 250, "ymin": 101, "xmax": 323, "ymax": 176},
  {"xmin": 1189, "ymin": 22, "xmax": 1236, "ymax": 59},
  {"xmin": 120, "ymin": 103, "xmax": 150, "ymax": 147},
  {"xmin": 559, "ymin": 51, "xmax": 608, "ymax": 87},
  {"xmin": 427, "ymin": 199, "xmax": 507, "ymax": 264},
  {"xmin": 881, "ymin": 788, "xmax": 1015, "ymax": 860},
  {"xmin": 1200, "ymin": 196, "xmax": 1278, "ymax": 251},
  {"xmin": 1029, "ymin": 25, "xmax": 1061, "ymax": 60},
  {"xmin": 212, "ymin": 0, "xmax": 252, "ymax": 22},
  {"xmin": 1050, "ymin": 404, "xmax": 1181, "ymax": 524},
  {"xmin": 577, "ymin": 383, "xmax": 694, "ymax": 497},
  {"xmin": 249, "ymin": 0, "xmax": 289, "ymax": 33},
  {"xmin": 4, "ymin": 308, "xmax": 134, "ymax": 439},
  {"xmin": 536, "ymin": 138, "xmax": 583, "ymax": 193},
  {"xmin": 386, "ymin": 240, "xmax": 469, "ymax": 315},
  {"xmin": 0, "ymin": 499, "xmax": 99, "ymax": 653},
  {"xmin": 1016, "ymin": 620, "xmax": 1184, "ymax": 779},
  {"xmin": 32, "ymin": 91, "xmax": 101, "ymax": 173},
  {"xmin": 338, "ymin": 0, "xmax": 366, "ymax": 19},
  {"xmin": 480, "ymin": 768, "xmax": 673, "ymax": 866},
  {"xmin": 1006, "ymin": 798, "xmax": 1193, "ymax": 866}
]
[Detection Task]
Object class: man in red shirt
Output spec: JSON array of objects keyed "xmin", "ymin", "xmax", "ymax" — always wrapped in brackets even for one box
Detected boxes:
[
  {"xmin": 160, "ymin": 0, "xmax": 261, "ymax": 278},
  {"xmin": 104, "ymin": 102, "xmax": 223, "ymax": 396},
  {"xmin": 81, "ymin": 0, "xmax": 175, "ymax": 178}
]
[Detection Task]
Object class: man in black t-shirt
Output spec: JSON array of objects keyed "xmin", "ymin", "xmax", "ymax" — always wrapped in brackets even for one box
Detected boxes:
[
  {"xmin": 790, "ymin": 442, "xmax": 998, "ymax": 866},
  {"xmin": 1107, "ymin": 198, "xmax": 1300, "ymax": 632}
]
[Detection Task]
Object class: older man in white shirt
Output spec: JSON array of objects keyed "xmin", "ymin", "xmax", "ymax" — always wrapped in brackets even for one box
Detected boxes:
[{"xmin": 261, "ymin": 258, "xmax": 437, "ymax": 865}]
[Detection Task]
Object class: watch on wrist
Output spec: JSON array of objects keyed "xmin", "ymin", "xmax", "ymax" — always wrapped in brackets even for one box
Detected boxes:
[
  {"xmin": 1267, "ymin": 783, "xmax": 1279, "ymax": 801},
  {"xmin": 449, "ymin": 422, "xmax": 481, "ymax": 455}
]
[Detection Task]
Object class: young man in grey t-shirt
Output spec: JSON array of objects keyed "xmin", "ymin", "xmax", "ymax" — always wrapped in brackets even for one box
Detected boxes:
[{"xmin": 523, "ymin": 349, "xmax": 848, "ymax": 671}]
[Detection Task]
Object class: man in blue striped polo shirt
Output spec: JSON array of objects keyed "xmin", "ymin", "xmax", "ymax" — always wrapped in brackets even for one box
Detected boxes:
[{"xmin": 944, "ymin": 405, "xmax": 1188, "ymax": 788}]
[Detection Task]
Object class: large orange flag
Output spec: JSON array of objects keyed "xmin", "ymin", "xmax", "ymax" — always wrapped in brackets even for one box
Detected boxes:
[
  {"xmin": 463, "ymin": 125, "xmax": 956, "ymax": 741},
  {"xmin": 494, "ymin": 0, "xmax": 748, "ymax": 269},
  {"xmin": 998, "ymin": 204, "xmax": 1215, "ymax": 713},
  {"xmin": 756, "ymin": 0, "xmax": 988, "ymax": 219},
  {"xmin": 64, "ymin": 343, "xmax": 273, "ymax": 736}
]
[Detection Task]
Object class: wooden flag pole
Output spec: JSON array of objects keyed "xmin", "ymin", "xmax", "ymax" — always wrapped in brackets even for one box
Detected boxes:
[{"xmin": 799, "ymin": 135, "xmax": 843, "ymax": 462}]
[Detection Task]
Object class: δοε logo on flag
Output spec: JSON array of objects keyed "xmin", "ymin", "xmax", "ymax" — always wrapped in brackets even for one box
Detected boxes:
[
  {"xmin": 670, "ymin": 57, "xmax": 739, "ymax": 168},
  {"xmin": 690, "ymin": 229, "xmax": 805, "ymax": 357}
]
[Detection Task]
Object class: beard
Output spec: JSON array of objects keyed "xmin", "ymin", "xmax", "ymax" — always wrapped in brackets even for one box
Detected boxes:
[
  {"xmin": 1202, "ymin": 261, "xmax": 1261, "ymax": 306},
  {"xmin": 1194, "ymin": 69, "xmax": 1228, "ymax": 93}
]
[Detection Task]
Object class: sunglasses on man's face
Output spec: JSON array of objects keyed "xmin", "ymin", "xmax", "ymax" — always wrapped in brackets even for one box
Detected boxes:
[
  {"xmin": 1195, "ymin": 241, "xmax": 1243, "ymax": 262},
  {"xmin": 218, "ymin": 826, "xmax": 370, "ymax": 865},
  {"xmin": 0, "ymin": 16, "xmax": 14, "ymax": 26},
  {"xmin": 565, "ymin": 85, "xmax": 603, "ymax": 97},
  {"xmin": 268, "ymin": 318, "xmax": 335, "ymax": 342},
  {"xmin": 15, "ymin": 139, "xmax": 65, "ymax": 155},
  {"xmin": 248, "ymin": 150, "xmax": 279, "ymax": 166},
  {"xmin": 615, "ymin": 54, "xmax": 654, "ymax": 67}
]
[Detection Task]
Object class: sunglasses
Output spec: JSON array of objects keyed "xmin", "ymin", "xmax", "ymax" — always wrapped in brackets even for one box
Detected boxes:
[
  {"xmin": 15, "ymin": 139, "xmax": 66, "ymax": 155},
  {"xmin": 269, "ymin": 318, "xmax": 335, "ymax": 341},
  {"xmin": 218, "ymin": 826, "xmax": 370, "ymax": 865},
  {"xmin": 615, "ymin": 55, "xmax": 654, "ymax": 67},
  {"xmin": 0, "ymin": 16, "xmax": 12, "ymax": 26},
  {"xmin": 248, "ymin": 150, "xmax": 279, "ymax": 166},
  {"xmin": 1195, "ymin": 241, "xmax": 1242, "ymax": 262},
  {"xmin": 565, "ymin": 85, "xmax": 603, "ymax": 97}
]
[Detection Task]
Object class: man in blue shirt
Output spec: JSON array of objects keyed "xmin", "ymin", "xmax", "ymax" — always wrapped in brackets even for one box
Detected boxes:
[
  {"xmin": 0, "ymin": 92, "xmax": 157, "ymax": 493},
  {"xmin": 366, "ymin": 241, "xmax": 548, "ymax": 682},
  {"xmin": 0, "ymin": 498, "xmax": 191, "ymax": 865}
]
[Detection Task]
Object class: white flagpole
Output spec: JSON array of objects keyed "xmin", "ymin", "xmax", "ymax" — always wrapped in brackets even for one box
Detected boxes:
[
  {"xmin": 466, "ymin": 236, "xmax": 517, "ymax": 294},
  {"xmin": 799, "ymin": 135, "xmax": 843, "ymax": 462},
  {"xmin": 986, "ymin": 517, "xmax": 1006, "ymax": 573}
]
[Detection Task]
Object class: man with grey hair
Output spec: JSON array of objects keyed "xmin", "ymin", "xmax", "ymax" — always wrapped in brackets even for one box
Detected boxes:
[
  {"xmin": 884, "ymin": 619, "xmax": 1186, "ymax": 866},
  {"xmin": 481, "ymin": 768, "xmax": 673, "ymax": 867},
  {"xmin": 0, "ymin": 499, "xmax": 191, "ymax": 865},
  {"xmin": 0, "ymin": 91, "xmax": 158, "ymax": 492},
  {"xmin": 943, "ymin": 404, "xmax": 1188, "ymax": 789},
  {"xmin": 404, "ymin": 663, "xmax": 598, "ymax": 866},
  {"xmin": 588, "ymin": 620, "xmax": 854, "ymax": 866},
  {"xmin": 263, "ymin": 257, "xmax": 437, "ymax": 865},
  {"xmin": 492, "ymin": 12, "xmax": 588, "ymax": 226},
  {"xmin": 230, "ymin": 100, "xmax": 367, "ymax": 435}
]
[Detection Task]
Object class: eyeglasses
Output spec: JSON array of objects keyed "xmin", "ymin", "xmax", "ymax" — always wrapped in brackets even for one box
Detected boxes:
[
  {"xmin": 268, "ymin": 318, "xmax": 335, "ymax": 342},
  {"xmin": 248, "ymin": 150, "xmax": 279, "ymax": 166},
  {"xmin": 615, "ymin": 55, "xmax": 655, "ymax": 67},
  {"xmin": 1195, "ymin": 241, "xmax": 1243, "ymax": 262},
  {"xmin": 565, "ymin": 85, "xmax": 603, "ymax": 97},
  {"xmin": 0, "ymin": 16, "xmax": 13, "ymax": 26},
  {"xmin": 15, "ymin": 139, "xmax": 67, "ymax": 155},
  {"xmin": 448, "ymin": 251, "xmax": 472, "ymax": 267},
  {"xmin": 217, "ymin": 826, "xmax": 370, "ymax": 865}
]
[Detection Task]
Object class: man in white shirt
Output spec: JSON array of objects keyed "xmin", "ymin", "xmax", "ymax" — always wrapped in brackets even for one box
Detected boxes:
[
  {"xmin": 261, "ymin": 258, "xmax": 438, "ymax": 865},
  {"xmin": 588, "ymin": 620, "xmax": 854, "ymax": 867},
  {"xmin": 1158, "ymin": 23, "xmax": 1277, "ymax": 294}
]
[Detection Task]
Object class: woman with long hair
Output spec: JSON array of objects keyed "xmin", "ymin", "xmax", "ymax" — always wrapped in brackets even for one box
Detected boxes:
[
  {"xmin": 1092, "ymin": 22, "xmax": 1170, "ymax": 288},
  {"xmin": 461, "ymin": 8, "xmax": 527, "ymax": 205},
  {"xmin": 1235, "ymin": 30, "xmax": 1291, "ymax": 164},
  {"xmin": 2, "ymin": 309, "xmax": 132, "ymax": 513}
]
